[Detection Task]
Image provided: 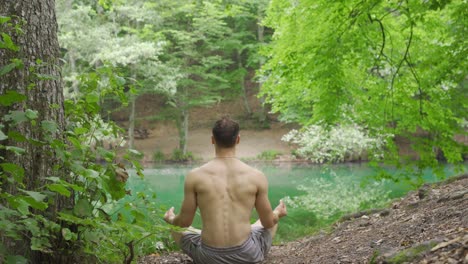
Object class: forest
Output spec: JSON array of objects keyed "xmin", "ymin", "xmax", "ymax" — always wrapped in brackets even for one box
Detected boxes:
[{"xmin": 0, "ymin": 0, "xmax": 466, "ymax": 263}]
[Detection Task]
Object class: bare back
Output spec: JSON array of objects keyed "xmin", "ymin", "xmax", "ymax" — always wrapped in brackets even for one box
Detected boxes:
[{"xmin": 189, "ymin": 158, "xmax": 265, "ymax": 247}]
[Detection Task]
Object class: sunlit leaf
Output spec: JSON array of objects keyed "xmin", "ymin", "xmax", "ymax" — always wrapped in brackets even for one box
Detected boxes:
[
  {"xmin": 5, "ymin": 146, "xmax": 26, "ymax": 155},
  {"xmin": 61, "ymin": 228, "xmax": 73, "ymax": 241},
  {"xmin": 0, "ymin": 130, "xmax": 7, "ymax": 141},
  {"xmin": 21, "ymin": 190, "xmax": 46, "ymax": 202},
  {"xmin": 47, "ymin": 184, "xmax": 71, "ymax": 197}
]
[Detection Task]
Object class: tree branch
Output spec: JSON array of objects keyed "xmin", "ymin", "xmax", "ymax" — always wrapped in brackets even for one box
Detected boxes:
[
  {"xmin": 368, "ymin": 13, "xmax": 386, "ymax": 62},
  {"xmin": 389, "ymin": 11, "xmax": 414, "ymax": 125},
  {"xmin": 405, "ymin": 51, "xmax": 423, "ymax": 117}
]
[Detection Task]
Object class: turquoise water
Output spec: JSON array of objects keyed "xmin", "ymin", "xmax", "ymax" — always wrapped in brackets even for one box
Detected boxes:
[{"xmin": 127, "ymin": 162, "xmax": 465, "ymax": 242}]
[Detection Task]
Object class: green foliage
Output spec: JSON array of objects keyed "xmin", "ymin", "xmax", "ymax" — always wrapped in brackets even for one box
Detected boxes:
[
  {"xmin": 283, "ymin": 124, "xmax": 388, "ymax": 163},
  {"xmin": 284, "ymin": 173, "xmax": 391, "ymax": 220},
  {"xmin": 152, "ymin": 149, "xmax": 165, "ymax": 163},
  {"xmin": 261, "ymin": 0, "xmax": 467, "ymax": 172},
  {"xmin": 170, "ymin": 149, "xmax": 195, "ymax": 162},
  {"xmin": 0, "ymin": 21, "xmax": 168, "ymax": 261},
  {"xmin": 257, "ymin": 150, "xmax": 282, "ymax": 160}
]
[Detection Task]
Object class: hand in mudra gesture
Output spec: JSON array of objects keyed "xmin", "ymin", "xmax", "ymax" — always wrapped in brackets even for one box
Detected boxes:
[{"xmin": 273, "ymin": 200, "xmax": 287, "ymax": 218}]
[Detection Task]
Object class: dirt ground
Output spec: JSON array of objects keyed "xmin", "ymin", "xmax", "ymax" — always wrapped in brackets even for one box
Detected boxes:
[
  {"xmin": 133, "ymin": 121, "xmax": 294, "ymax": 163},
  {"xmin": 139, "ymin": 175, "xmax": 468, "ymax": 264}
]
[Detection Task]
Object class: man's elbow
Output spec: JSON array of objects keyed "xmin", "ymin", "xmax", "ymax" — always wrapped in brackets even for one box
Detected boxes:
[
  {"xmin": 260, "ymin": 219, "xmax": 277, "ymax": 229},
  {"xmin": 174, "ymin": 217, "xmax": 193, "ymax": 228},
  {"xmin": 179, "ymin": 222, "xmax": 191, "ymax": 228}
]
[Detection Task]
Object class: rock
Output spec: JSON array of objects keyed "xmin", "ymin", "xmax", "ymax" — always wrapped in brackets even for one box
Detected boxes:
[{"xmin": 418, "ymin": 183, "xmax": 431, "ymax": 199}]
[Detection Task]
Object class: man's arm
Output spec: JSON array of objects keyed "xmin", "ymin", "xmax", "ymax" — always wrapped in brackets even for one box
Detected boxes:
[
  {"xmin": 164, "ymin": 172, "xmax": 197, "ymax": 227},
  {"xmin": 254, "ymin": 173, "xmax": 287, "ymax": 229}
]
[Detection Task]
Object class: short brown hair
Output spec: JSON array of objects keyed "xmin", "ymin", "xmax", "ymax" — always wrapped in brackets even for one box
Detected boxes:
[{"xmin": 212, "ymin": 116, "xmax": 239, "ymax": 148}]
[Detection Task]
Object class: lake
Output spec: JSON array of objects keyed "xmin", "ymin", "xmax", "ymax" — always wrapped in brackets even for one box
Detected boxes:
[{"xmin": 127, "ymin": 162, "xmax": 465, "ymax": 242}]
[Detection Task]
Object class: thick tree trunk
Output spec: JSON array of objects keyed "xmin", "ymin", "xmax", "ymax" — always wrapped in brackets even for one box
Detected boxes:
[{"xmin": 0, "ymin": 0, "xmax": 73, "ymax": 262}]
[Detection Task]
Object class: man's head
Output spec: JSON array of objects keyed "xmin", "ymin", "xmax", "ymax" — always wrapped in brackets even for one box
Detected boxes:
[{"xmin": 212, "ymin": 116, "xmax": 240, "ymax": 148}]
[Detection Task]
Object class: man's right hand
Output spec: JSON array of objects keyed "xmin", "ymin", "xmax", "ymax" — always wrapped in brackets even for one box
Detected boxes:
[{"xmin": 273, "ymin": 200, "xmax": 287, "ymax": 219}]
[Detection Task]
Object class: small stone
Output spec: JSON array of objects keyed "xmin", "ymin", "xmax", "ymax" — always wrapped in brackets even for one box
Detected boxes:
[{"xmin": 379, "ymin": 209, "xmax": 390, "ymax": 217}]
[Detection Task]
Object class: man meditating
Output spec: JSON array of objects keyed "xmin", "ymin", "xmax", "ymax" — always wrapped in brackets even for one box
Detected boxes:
[{"xmin": 164, "ymin": 116, "xmax": 287, "ymax": 264}]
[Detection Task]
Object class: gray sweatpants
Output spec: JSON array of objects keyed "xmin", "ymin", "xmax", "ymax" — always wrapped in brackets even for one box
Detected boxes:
[{"xmin": 180, "ymin": 227, "xmax": 272, "ymax": 264}]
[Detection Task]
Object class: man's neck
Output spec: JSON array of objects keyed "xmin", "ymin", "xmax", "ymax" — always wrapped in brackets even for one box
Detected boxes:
[{"xmin": 215, "ymin": 147, "xmax": 236, "ymax": 158}]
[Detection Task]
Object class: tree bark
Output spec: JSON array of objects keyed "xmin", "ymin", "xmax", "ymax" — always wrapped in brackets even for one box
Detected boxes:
[
  {"xmin": 128, "ymin": 94, "xmax": 136, "ymax": 149},
  {"xmin": 182, "ymin": 108, "xmax": 189, "ymax": 154},
  {"xmin": 236, "ymin": 50, "xmax": 252, "ymax": 116},
  {"xmin": 0, "ymin": 0, "xmax": 73, "ymax": 262},
  {"xmin": 256, "ymin": 8, "xmax": 268, "ymax": 125}
]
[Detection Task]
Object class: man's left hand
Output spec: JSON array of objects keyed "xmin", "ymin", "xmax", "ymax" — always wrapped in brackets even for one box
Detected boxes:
[{"xmin": 164, "ymin": 207, "xmax": 176, "ymax": 224}]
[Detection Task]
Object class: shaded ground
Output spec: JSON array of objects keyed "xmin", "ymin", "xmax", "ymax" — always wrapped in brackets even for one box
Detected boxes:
[{"xmin": 139, "ymin": 175, "xmax": 467, "ymax": 264}]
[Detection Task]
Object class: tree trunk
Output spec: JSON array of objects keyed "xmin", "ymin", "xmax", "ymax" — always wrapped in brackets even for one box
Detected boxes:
[
  {"xmin": 236, "ymin": 50, "xmax": 252, "ymax": 116},
  {"xmin": 0, "ymin": 0, "xmax": 73, "ymax": 262},
  {"xmin": 128, "ymin": 94, "xmax": 136, "ymax": 149},
  {"xmin": 179, "ymin": 108, "xmax": 189, "ymax": 155},
  {"xmin": 68, "ymin": 51, "xmax": 79, "ymax": 100},
  {"xmin": 257, "ymin": 9, "xmax": 268, "ymax": 126}
]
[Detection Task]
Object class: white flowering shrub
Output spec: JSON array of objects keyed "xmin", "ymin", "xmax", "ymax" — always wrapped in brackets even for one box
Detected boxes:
[
  {"xmin": 76, "ymin": 116, "xmax": 126, "ymax": 149},
  {"xmin": 282, "ymin": 124, "xmax": 389, "ymax": 163},
  {"xmin": 284, "ymin": 177, "xmax": 391, "ymax": 219}
]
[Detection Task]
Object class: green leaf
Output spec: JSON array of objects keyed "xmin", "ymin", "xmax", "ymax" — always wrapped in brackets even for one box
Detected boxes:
[
  {"xmin": 61, "ymin": 228, "xmax": 73, "ymax": 241},
  {"xmin": 31, "ymin": 236, "xmax": 51, "ymax": 251},
  {"xmin": 5, "ymin": 255, "xmax": 28, "ymax": 264},
  {"xmin": 4, "ymin": 111, "xmax": 28, "ymax": 124},
  {"xmin": 58, "ymin": 212, "xmax": 96, "ymax": 226},
  {"xmin": 7, "ymin": 131, "xmax": 27, "ymax": 142},
  {"xmin": 41, "ymin": 120, "xmax": 58, "ymax": 134},
  {"xmin": 0, "ymin": 130, "xmax": 7, "ymax": 141},
  {"xmin": 73, "ymin": 199, "xmax": 93, "ymax": 217},
  {"xmin": 85, "ymin": 92, "xmax": 100, "ymax": 103},
  {"xmin": 21, "ymin": 196, "xmax": 47, "ymax": 211},
  {"xmin": 127, "ymin": 149, "xmax": 144, "ymax": 158},
  {"xmin": 0, "ymin": 33, "xmax": 19, "ymax": 51},
  {"xmin": 45, "ymin": 176, "xmax": 60, "ymax": 182},
  {"xmin": 74, "ymin": 127, "xmax": 88, "ymax": 135},
  {"xmin": 47, "ymin": 184, "xmax": 71, "ymax": 197},
  {"xmin": 21, "ymin": 190, "xmax": 46, "ymax": 202},
  {"xmin": 0, "ymin": 62, "xmax": 17, "ymax": 76},
  {"xmin": 25, "ymin": 109, "xmax": 38, "ymax": 120},
  {"xmin": 0, "ymin": 90, "xmax": 26, "ymax": 106},
  {"xmin": 15, "ymin": 199, "xmax": 30, "ymax": 215},
  {"xmin": 5, "ymin": 146, "xmax": 26, "ymax": 155},
  {"xmin": 0, "ymin": 16, "xmax": 11, "ymax": 24},
  {"xmin": 34, "ymin": 73, "xmax": 58, "ymax": 80},
  {"xmin": 84, "ymin": 169, "xmax": 99, "ymax": 179},
  {"xmin": 0, "ymin": 163, "xmax": 24, "ymax": 183},
  {"xmin": 66, "ymin": 183, "xmax": 84, "ymax": 192}
]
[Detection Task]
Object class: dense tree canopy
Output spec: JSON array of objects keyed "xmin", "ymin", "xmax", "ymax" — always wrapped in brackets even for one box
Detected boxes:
[{"xmin": 260, "ymin": 0, "xmax": 467, "ymax": 168}]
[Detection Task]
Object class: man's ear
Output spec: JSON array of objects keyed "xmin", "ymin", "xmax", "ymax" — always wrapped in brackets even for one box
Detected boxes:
[
  {"xmin": 211, "ymin": 135, "xmax": 215, "ymax": 145},
  {"xmin": 236, "ymin": 134, "xmax": 240, "ymax": 144}
]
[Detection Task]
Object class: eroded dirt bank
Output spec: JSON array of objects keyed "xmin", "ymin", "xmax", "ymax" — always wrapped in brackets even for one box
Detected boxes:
[{"xmin": 139, "ymin": 175, "xmax": 467, "ymax": 264}]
